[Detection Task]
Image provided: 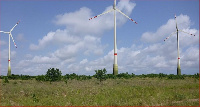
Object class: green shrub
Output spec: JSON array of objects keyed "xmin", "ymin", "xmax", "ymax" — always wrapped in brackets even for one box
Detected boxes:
[
  {"xmin": 6, "ymin": 74, "xmax": 32, "ymax": 80},
  {"xmin": 0, "ymin": 75, "xmax": 4, "ymax": 79},
  {"xmin": 63, "ymin": 74, "xmax": 70, "ymax": 80},
  {"xmin": 87, "ymin": 75, "xmax": 92, "ymax": 80},
  {"xmin": 45, "ymin": 68, "xmax": 62, "ymax": 82},
  {"xmin": 146, "ymin": 73, "xmax": 159, "ymax": 78},
  {"xmin": 167, "ymin": 74, "xmax": 185, "ymax": 80},
  {"xmin": 8, "ymin": 74, "xmax": 20, "ymax": 80},
  {"xmin": 20, "ymin": 75, "xmax": 31, "ymax": 80},
  {"xmin": 139, "ymin": 74, "xmax": 147, "ymax": 78},
  {"xmin": 131, "ymin": 73, "xmax": 136, "ymax": 78},
  {"xmin": 79, "ymin": 75, "xmax": 87, "ymax": 80},
  {"xmin": 117, "ymin": 72, "xmax": 132, "ymax": 79},
  {"xmin": 106, "ymin": 74, "xmax": 116, "ymax": 79},
  {"xmin": 94, "ymin": 68, "xmax": 107, "ymax": 82},
  {"xmin": 159, "ymin": 73, "xmax": 167, "ymax": 79},
  {"xmin": 36, "ymin": 75, "xmax": 46, "ymax": 81},
  {"xmin": 193, "ymin": 73, "xmax": 199, "ymax": 79},
  {"xmin": 69, "ymin": 73, "xmax": 78, "ymax": 80},
  {"xmin": 4, "ymin": 77, "xmax": 9, "ymax": 83}
]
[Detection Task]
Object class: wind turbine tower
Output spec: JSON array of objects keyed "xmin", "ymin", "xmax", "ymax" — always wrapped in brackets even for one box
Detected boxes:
[
  {"xmin": 89, "ymin": 0, "xmax": 137, "ymax": 75},
  {"xmin": 164, "ymin": 15, "xmax": 195, "ymax": 75},
  {"xmin": 0, "ymin": 21, "xmax": 19, "ymax": 76}
]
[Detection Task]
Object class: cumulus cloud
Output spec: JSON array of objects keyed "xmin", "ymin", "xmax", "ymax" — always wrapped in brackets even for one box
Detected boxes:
[
  {"xmin": 62, "ymin": 14, "xmax": 198, "ymax": 75},
  {"xmin": 141, "ymin": 14, "xmax": 196, "ymax": 43},
  {"xmin": 54, "ymin": 0, "xmax": 136, "ymax": 35},
  {"xmin": 182, "ymin": 47, "xmax": 199, "ymax": 68},
  {"xmin": 80, "ymin": 59, "xmax": 88, "ymax": 64},
  {"xmin": 51, "ymin": 35, "xmax": 104, "ymax": 60},
  {"xmin": 30, "ymin": 31, "xmax": 55, "ymax": 50},
  {"xmin": 29, "ymin": 29, "xmax": 80, "ymax": 50},
  {"xmin": 32, "ymin": 56, "xmax": 60, "ymax": 64}
]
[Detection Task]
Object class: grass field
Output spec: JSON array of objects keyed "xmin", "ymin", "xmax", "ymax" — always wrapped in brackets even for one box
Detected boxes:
[{"xmin": 0, "ymin": 77, "xmax": 199, "ymax": 106}]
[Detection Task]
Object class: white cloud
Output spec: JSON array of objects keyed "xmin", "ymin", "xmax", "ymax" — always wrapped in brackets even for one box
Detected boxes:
[
  {"xmin": 30, "ymin": 31, "xmax": 55, "ymax": 50},
  {"xmin": 182, "ymin": 47, "xmax": 199, "ymax": 68},
  {"xmin": 178, "ymin": 29, "xmax": 199, "ymax": 47},
  {"xmin": 32, "ymin": 56, "xmax": 60, "ymax": 64},
  {"xmin": 54, "ymin": 0, "xmax": 136, "ymax": 35},
  {"xmin": 60, "ymin": 58, "xmax": 76, "ymax": 66},
  {"xmin": 30, "ymin": 29, "xmax": 81, "ymax": 50},
  {"xmin": 80, "ymin": 59, "xmax": 88, "ymax": 64},
  {"xmin": 141, "ymin": 14, "xmax": 192, "ymax": 43},
  {"xmin": 53, "ymin": 44, "xmax": 82, "ymax": 60}
]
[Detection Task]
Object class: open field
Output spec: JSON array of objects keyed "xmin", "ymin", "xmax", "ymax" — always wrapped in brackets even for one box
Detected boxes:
[{"xmin": 0, "ymin": 77, "xmax": 199, "ymax": 106}]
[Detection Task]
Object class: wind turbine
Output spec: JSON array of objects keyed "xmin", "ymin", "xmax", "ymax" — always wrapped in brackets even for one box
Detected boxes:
[
  {"xmin": 89, "ymin": 0, "xmax": 137, "ymax": 75},
  {"xmin": 0, "ymin": 20, "xmax": 20, "ymax": 76},
  {"xmin": 164, "ymin": 15, "xmax": 195, "ymax": 75}
]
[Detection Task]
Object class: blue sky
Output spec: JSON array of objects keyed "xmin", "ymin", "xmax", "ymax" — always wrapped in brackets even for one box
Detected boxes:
[{"xmin": 0, "ymin": 0, "xmax": 199, "ymax": 76}]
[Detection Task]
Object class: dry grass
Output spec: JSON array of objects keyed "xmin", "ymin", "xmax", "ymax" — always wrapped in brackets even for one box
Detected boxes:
[{"xmin": 0, "ymin": 77, "xmax": 199, "ymax": 106}]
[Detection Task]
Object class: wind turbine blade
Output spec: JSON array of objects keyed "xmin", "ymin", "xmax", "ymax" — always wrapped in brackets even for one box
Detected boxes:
[
  {"xmin": 164, "ymin": 31, "xmax": 177, "ymax": 41},
  {"xmin": 10, "ymin": 20, "xmax": 20, "ymax": 32},
  {"xmin": 89, "ymin": 9, "xmax": 114, "ymax": 20},
  {"xmin": 179, "ymin": 29, "xmax": 195, "ymax": 36},
  {"xmin": 116, "ymin": 8, "xmax": 137, "ymax": 24},
  {"xmin": 0, "ymin": 31, "xmax": 9, "ymax": 33},
  {"xmin": 175, "ymin": 14, "xmax": 178, "ymax": 29},
  {"xmin": 10, "ymin": 33, "xmax": 17, "ymax": 48}
]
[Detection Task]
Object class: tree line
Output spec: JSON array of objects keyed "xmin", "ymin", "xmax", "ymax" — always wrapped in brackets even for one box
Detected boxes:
[{"xmin": 1, "ymin": 68, "xmax": 199, "ymax": 83}]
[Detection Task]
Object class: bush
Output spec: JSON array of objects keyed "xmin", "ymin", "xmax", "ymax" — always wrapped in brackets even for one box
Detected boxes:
[
  {"xmin": 4, "ymin": 77, "xmax": 9, "ymax": 83},
  {"xmin": 138, "ymin": 74, "xmax": 147, "ymax": 78},
  {"xmin": 63, "ymin": 73, "xmax": 92, "ymax": 81},
  {"xmin": 6, "ymin": 74, "xmax": 32, "ymax": 80},
  {"xmin": 146, "ymin": 73, "xmax": 159, "ymax": 78},
  {"xmin": 106, "ymin": 74, "xmax": 116, "ymax": 79},
  {"xmin": 45, "ymin": 68, "xmax": 62, "ymax": 82},
  {"xmin": 131, "ymin": 73, "xmax": 136, "ymax": 78},
  {"xmin": 94, "ymin": 68, "xmax": 107, "ymax": 82},
  {"xmin": 69, "ymin": 73, "xmax": 78, "ymax": 80},
  {"xmin": 36, "ymin": 75, "xmax": 46, "ymax": 81},
  {"xmin": 167, "ymin": 74, "xmax": 185, "ymax": 80},
  {"xmin": 0, "ymin": 75, "xmax": 4, "ymax": 79},
  {"xmin": 20, "ymin": 75, "xmax": 31, "ymax": 80},
  {"xmin": 193, "ymin": 73, "xmax": 199, "ymax": 79},
  {"xmin": 8, "ymin": 74, "xmax": 20, "ymax": 80},
  {"xmin": 159, "ymin": 73, "xmax": 167, "ymax": 79},
  {"xmin": 79, "ymin": 75, "xmax": 87, "ymax": 80},
  {"xmin": 117, "ymin": 72, "xmax": 132, "ymax": 79},
  {"xmin": 87, "ymin": 75, "xmax": 92, "ymax": 80}
]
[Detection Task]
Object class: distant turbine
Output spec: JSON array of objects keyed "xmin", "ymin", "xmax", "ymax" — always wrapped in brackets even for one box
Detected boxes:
[
  {"xmin": 89, "ymin": 0, "xmax": 137, "ymax": 75},
  {"xmin": 164, "ymin": 15, "xmax": 195, "ymax": 75},
  {"xmin": 0, "ymin": 20, "xmax": 20, "ymax": 76}
]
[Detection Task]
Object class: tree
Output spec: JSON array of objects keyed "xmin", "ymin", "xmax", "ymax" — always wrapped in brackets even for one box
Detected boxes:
[
  {"xmin": 45, "ymin": 68, "xmax": 62, "ymax": 82},
  {"xmin": 94, "ymin": 68, "xmax": 107, "ymax": 82}
]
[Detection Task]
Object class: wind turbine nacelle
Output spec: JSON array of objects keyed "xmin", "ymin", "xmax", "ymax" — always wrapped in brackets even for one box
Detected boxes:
[{"xmin": 113, "ymin": 4, "xmax": 116, "ymax": 10}]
